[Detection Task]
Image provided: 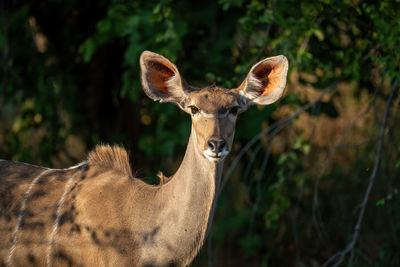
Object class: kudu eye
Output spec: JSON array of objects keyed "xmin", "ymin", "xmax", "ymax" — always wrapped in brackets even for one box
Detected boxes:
[
  {"xmin": 189, "ymin": 106, "xmax": 199, "ymax": 115},
  {"xmin": 230, "ymin": 106, "xmax": 240, "ymax": 115}
]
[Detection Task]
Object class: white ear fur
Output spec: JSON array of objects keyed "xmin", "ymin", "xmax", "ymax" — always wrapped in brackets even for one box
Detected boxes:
[
  {"xmin": 236, "ymin": 55, "xmax": 289, "ymax": 105},
  {"xmin": 140, "ymin": 51, "xmax": 188, "ymax": 103}
]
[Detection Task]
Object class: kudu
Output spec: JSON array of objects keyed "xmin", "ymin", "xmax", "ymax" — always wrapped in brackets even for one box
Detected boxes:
[{"xmin": 0, "ymin": 51, "xmax": 288, "ymax": 266}]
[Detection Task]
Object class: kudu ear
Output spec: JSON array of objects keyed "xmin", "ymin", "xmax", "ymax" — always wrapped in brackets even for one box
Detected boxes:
[
  {"xmin": 140, "ymin": 51, "xmax": 189, "ymax": 103},
  {"xmin": 234, "ymin": 55, "xmax": 288, "ymax": 106}
]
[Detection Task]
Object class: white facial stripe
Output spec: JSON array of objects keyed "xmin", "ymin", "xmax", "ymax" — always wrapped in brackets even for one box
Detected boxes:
[
  {"xmin": 200, "ymin": 111, "xmax": 215, "ymax": 118},
  {"xmin": 200, "ymin": 111, "xmax": 233, "ymax": 119}
]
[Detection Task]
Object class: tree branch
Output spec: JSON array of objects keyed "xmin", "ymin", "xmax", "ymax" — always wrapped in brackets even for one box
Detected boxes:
[
  {"xmin": 322, "ymin": 79, "xmax": 397, "ymax": 267},
  {"xmin": 312, "ymin": 85, "xmax": 379, "ymax": 241}
]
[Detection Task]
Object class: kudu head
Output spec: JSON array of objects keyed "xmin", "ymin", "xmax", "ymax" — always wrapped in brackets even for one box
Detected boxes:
[{"xmin": 140, "ymin": 51, "xmax": 288, "ymax": 163}]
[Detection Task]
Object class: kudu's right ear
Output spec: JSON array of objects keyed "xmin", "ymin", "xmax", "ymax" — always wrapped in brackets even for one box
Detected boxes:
[{"xmin": 140, "ymin": 51, "xmax": 189, "ymax": 104}]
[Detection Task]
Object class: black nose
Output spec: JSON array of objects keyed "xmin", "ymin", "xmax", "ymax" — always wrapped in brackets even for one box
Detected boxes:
[{"xmin": 208, "ymin": 139, "xmax": 226, "ymax": 153}]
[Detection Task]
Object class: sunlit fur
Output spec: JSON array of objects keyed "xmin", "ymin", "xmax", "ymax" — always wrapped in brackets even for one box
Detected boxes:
[
  {"xmin": 183, "ymin": 86, "xmax": 240, "ymax": 163},
  {"xmin": 0, "ymin": 51, "xmax": 288, "ymax": 267}
]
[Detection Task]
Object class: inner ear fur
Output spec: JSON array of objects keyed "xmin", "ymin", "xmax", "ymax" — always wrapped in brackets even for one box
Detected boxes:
[
  {"xmin": 140, "ymin": 51, "xmax": 189, "ymax": 103},
  {"xmin": 236, "ymin": 55, "xmax": 289, "ymax": 105}
]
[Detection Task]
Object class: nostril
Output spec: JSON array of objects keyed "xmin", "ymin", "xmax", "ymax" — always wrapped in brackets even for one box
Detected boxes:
[
  {"xmin": 208, "ymin": 140, "xmax": 217, "ymax": 152},
  {"xmin": 220, "ymin": 140, "xmax": 226, "ymax": 150},
  {"xmin": 208, "ymin": 139, "xmax": 226, "ymax": 153}
]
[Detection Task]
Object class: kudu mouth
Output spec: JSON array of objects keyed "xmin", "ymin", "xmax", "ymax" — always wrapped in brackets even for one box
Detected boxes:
[
  {"xmin": 203, "ymin": 148, "xmax": 229, "ymax": 162},
  {"xmin": 202, "ymin": 138, "xmax": 229, "ymax": 162}
]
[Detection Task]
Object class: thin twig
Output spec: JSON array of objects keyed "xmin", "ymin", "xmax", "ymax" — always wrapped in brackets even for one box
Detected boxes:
[
  {"xmin": 246, "ymin": 119, "xmax": 293, "ymax": 237},
  {"xmin": 247, "ymin": 134, "xmax": 276, "ymax": 236},
  {"xmin": 292, "ymin": 119, "xmax": 318, "ymax": 262},
  {"xmin": 312, "ymin": 86, "xmax": 379, "ymax": 241},
  {"xmin": 322, "ymin": 79, "xmax": 397, "ymax": 267},
  {"xmin": 244, "ymin": 143, "xmax": 263, "ymax": 205}
]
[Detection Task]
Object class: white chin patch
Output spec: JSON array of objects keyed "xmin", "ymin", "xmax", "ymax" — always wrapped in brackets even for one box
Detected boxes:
[{"xmin": 203, "ymin": 149, "xmax": 229, "ymax": 163}]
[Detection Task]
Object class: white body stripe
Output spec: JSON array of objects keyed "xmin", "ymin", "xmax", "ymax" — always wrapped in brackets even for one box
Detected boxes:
[
  {"xmin": 5, "ymin": 161, "xmax": 50, "ymax": 170},
  {"xmin": 62, "ymin": 161, "xmax": 88, "ymax": 170},
  {"xmin": 46, "ymin": 170, "xmax": 82, "ymax": 267},
  {"xmin": 0, "ymin": 159, "xmax": 87, "ymax": 171},
  {"xmin": 7, "ymin": 169, "xmax": 52, "ymax": 267}
]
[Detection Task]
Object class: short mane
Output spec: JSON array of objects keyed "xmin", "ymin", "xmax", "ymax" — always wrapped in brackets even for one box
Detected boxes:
[{"xmin": 88, "ymin": 145, "xmax": 133, "ymax": 178}]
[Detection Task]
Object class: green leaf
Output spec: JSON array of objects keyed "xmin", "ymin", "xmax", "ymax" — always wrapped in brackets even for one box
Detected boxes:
[{"xmin": 79, "ymin": 39, "xmax": 97, "ymax": 63}]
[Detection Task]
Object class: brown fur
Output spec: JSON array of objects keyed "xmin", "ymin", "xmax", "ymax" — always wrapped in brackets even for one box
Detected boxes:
[
  {"xmin": 0, "ymin": 51, "xmax": 288, "ymax": 267},
  {"xmin": 87, "ymin": 145, "xmax": 133, "ymax": 178}
]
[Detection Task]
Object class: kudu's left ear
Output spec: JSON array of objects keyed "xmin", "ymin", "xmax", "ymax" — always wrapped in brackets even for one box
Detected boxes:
[
  {"xmin": 234, "ymin": 55, "xmax": 289, "ymax": 106},
  {"xmin": 140, "ymin": 51, "xmax": 190, "ymax": 103}
]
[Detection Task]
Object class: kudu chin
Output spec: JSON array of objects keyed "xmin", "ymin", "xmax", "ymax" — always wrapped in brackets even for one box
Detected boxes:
[{"xmin": 0, "ymin": 51, "xmax": 288, "ymax": 266}]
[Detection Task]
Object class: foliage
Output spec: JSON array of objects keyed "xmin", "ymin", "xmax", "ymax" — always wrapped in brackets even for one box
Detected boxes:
[{"xmin": 1, "ymin": 0, "xmax": 399, "ymax": 266}]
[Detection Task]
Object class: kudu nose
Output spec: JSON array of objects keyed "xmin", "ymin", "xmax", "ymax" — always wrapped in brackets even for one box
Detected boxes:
[{"xmin": 208, "ymin": 139, "xmax": 226, "ymax": 153}]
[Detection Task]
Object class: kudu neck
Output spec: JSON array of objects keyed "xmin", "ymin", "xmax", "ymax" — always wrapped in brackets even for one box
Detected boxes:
[
  {"xmin": 168, "ymin": 125, "xmax": 224, "ymax": 240},
  {"xmin": 123, "ymin": 125, "xmax": 225, "ymax": 264},
  {"xmin": 172, "ymin": 125, "xmax": 224, "ymax": 183}
]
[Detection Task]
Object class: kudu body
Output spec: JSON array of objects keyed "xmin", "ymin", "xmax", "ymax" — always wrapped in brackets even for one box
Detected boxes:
[{"xmin": 0, "ymin": 51, "xmax": 288, "ymax": 266}]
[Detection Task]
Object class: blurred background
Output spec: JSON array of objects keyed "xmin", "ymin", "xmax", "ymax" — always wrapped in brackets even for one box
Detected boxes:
[{"xmin": 0, "ymin": 0, "xmax": 399, "ymax": 266}]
